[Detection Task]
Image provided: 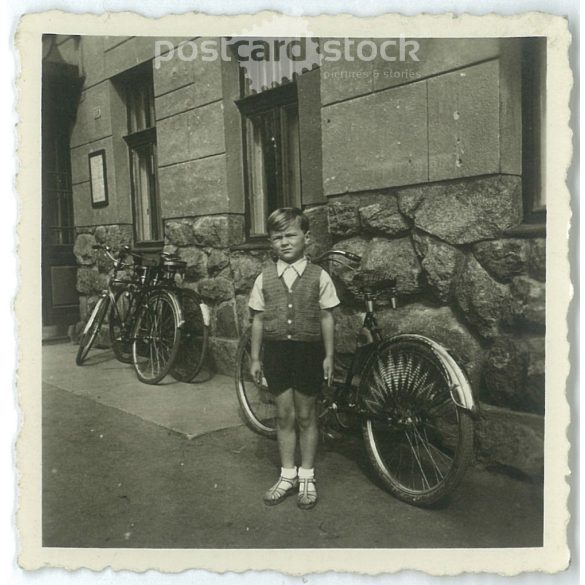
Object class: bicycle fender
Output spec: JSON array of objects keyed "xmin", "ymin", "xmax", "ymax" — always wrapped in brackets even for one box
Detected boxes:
[
  {"xmin": 200, "ymin": 302, "xmax": 211, "ymax": 327},
  {"xmin": 378, "ymin": 334, "xmax": 477, "ymax": 415},
  {"xmin": 167, "ymin": 291, "xmax": 185, "ymax": 329}
]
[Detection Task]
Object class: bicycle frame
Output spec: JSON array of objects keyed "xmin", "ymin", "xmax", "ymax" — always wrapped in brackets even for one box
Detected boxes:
[{"xmin": 315, "ymin": 250, "xmax": 477, "ymax": 418}]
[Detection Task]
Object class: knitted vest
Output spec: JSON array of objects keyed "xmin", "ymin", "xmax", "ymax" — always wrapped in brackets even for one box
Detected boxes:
[{"xmin": 262, "ymin": 262, "xmax": 322, "ymax": 342}]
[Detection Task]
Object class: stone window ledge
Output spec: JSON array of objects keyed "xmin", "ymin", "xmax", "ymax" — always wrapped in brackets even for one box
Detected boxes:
[
  {"xmin": 502, "ymin": 223, "xmax": 546, "ymax": 238},
  {"xmin": 230, "ymin": 239, "xmax": 271, "ymax": 252}
]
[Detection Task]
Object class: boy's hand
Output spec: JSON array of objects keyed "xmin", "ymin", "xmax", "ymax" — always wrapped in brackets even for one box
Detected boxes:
[
  {"xmin": 250, "ymin": 358, "xmax": 263, "ymax": 386},
  {"xmin": 323, "ymin": 356, "xmax": 334, "ymax": 386}
]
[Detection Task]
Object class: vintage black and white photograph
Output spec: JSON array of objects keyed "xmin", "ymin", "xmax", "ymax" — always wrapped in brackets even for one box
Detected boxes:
[{"xmin": 16, "ymin": 10, "xmax": 572, "ymax": 575}]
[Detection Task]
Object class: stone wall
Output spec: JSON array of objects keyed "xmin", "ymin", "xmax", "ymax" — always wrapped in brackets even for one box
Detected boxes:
[
  {"xmin": 313, "ymin": 179, "xmax": 544, "ymax": 478},
  {"xmin": 72, "ymin": 223, "xmax": 134, "ymax": 343},
  {"xmin": 162, "ymin": 214, "xmax": 268, "ymax": 374}
]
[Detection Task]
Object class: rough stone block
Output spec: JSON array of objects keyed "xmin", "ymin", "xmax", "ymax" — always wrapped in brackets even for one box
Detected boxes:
[
  {"xmin": 396, "ymin": 175, "xmax": 523, "ymax": 245},
  {"xmin": 322, "ymin": 83, "xmax": 428, "ymax": 195},
  {"xmin": 230, "ymin": 252, "xmax": 264, "ymax": 294},
  {"xmin": 413, "ymin": 231, "xmax": 464, "ymax": 302},
  {"xmin": 304, "ymin": 205, "xmax": 332, "ymax": 259},
  {"xmin": 454, "ymin": 255, "xmax": 509, "ymax": 339},
  {"xmin": 333, "ymin": 307, "xmax": 365, "ymax": 354},
  {"xmin": 529, "ymin": 238, "xmax": 546, "ymax": 282},
  {"xmin": 197, "ymin": 277, "xmax": 235, "ymax": 303},
  {"xmin": 165, "ymin": 219, "xmax": 195, "ymax": 246},
  {"xmin": 192, "ymin": 215, "xmax": 244, "ymax": 248},
  {"xmin": 358, "ymin": 198, "xmax": 410, "ymax": 237},
  {"xmin": 428, "ymin": 60, "xmax": 500, "ymax": 180},
  {"xmin": 157, "ymin": 101, "xmax": 225, "ymax": 167},
  {"xmin": 177, "ymin": 246, "xmax": 208, "ymax": 281},
  {"xmin": 476, "ymin": 403, "xmax": 544, "ymax": 479},
  {"xmin": 76, "ymin": 268, "xmax": 108, "ymax": 295},
  {"xmin": 327, "ymin": 236, "xmax": 369, "ymax": 303},
  {"xmin": 376, "ymin": 303, "xmax": 484, "ymax": 387},
  {"xmin": 159, "ymin": 155, "xmax": 229, "ymax": 217},
  {"xmin": 74, "ymin": 233, "xmax": 97, "ymax": 266},
  {"xmin": 327, "ymin": 202, "xmax": 360, "ymax": 237},
  {"xmin": 362, "ymin": 237, "xmax": 423, "ymax": 296},
  {"xmin": 208, "ymin": 337, "xmax": 239, "ymax": 376},
  {"xmin": 482, "ymin": 335, "xmax": 545, "ymax": 414},
  {"xmin": 235, "ymin": 294, "xmax": 252, "ymax": 334},
  {"xmin": 505, "ymin": 276, "xmax": 546, "ymax": 331},
  {"xmin": 472, "ymin": 238, "xmax": 531, "ymax": 282},
  {"xmin": 208, "ymin": 249, "xmax": 230, "ymax": 275},
  {"xmin": 163, "ymin": 244, "xmax": 178, "ymax": 256},
  {"xmin": 213, "ymin": 301, "xmax": 239, "ymax": 338},
  {"xmin": 334, "ymin": 302, "xmax": 484, "ymax": 388},
  {"xmin": 93, "ymin": 224, "xmax": 133, "ymax": 250}
]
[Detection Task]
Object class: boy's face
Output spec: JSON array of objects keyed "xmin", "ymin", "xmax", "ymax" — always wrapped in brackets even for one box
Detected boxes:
[{"xmin": 269, "ymin": 219, "xmax": 310, "ymax": 263}]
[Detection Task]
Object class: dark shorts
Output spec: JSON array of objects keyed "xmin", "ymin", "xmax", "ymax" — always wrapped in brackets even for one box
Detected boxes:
[{"xmin": 263, "ymin": 340, "xmax": 325, "ymax": 396}]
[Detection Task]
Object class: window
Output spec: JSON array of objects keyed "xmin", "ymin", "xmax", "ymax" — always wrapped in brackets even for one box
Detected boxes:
[
  {"xmin": 237, "ymin": 83, "xmax": 302, "ymax": 237},
  {"xmin": 522, "ymin": 37, "xmax": 546, "ymax": 223},
  {"xmin": 121, "ymin": 63, "xmax": 162, "ymax": 245}
]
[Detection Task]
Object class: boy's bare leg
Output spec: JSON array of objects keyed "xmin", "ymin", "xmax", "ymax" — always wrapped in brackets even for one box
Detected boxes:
[
  {"xmin": 274, "ymin": 389, "xmax": 296, "ymax": 468},
  {"xmin": 293, "ymin": 391, "xmax": 319, "ymax": 469}
]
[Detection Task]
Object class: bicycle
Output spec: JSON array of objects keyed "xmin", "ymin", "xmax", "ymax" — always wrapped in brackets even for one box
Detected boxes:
[
  {"xmin": 157, "ymin": 254, "xmax": 210, "ymax": 383},
  {"xmin": 76, "ymin": 245, "xmax": 185, "ymax": 385},
  {"xmin": 234, "ymin": 249, "xmax": 477, "ymax": 507}
]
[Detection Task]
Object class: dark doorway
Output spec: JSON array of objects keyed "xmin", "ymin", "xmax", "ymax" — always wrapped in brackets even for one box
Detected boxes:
[{"xmin": 41, "ymin": 54, "xmax": 82, "ymax": 340}]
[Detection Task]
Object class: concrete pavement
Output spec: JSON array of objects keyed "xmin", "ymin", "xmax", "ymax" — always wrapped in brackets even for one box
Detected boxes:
[
  {"xmin": 43, "ymin": 343, "xmax": 242, "ymax": 438},
  {"xmin": 42, "ymin": 342, "xmax": 544, "ymax": 549}
]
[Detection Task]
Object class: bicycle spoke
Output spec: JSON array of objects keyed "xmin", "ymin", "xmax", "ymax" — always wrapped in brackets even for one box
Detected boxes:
[{"xmin": 405, "ymin": 429, "xmax": 431, "ymax": 490}]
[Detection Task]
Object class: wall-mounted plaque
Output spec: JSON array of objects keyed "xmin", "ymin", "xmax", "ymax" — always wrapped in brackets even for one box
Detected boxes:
[{"xmin": 88, "ymin": 149, "xmax": 108, "ymax": 208}]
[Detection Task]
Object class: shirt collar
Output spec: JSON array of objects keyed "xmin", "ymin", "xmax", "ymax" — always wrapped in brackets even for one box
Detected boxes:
[{"xmin": 276, "ymin": 257, "xmax": 307, "ymax": 278}]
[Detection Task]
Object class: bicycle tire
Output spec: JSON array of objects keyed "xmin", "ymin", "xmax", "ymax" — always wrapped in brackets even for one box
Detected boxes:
[
  {"xmin": 170, "ymin": 289, "xmax": 209, "ymax": 382},
  {"xmin": 109, "ymin": 289, "xmax": 134, "ymax": 364},
  {"xmin": 360, "ymin": 337, "xmax": 474, "ymax": 507},
  {"xmin": 75, "ymin": 296, "xmax": 110, "ymax": 366},
  {"xmin": 235, "ymin": 328, "xmax": 277, "ymax": 438},
  {"xmin": 132, "ymin": 290, "xmax": 182, "ymax": 385}
]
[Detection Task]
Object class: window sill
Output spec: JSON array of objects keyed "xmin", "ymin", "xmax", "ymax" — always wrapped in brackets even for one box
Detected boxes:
[
  {"xmin": 502, "ymin": 223, "xmax": 546, "ymax": 238},
  {"xmin": 230, "ymin": 239, "xmax": 272, "ymax": 252}
]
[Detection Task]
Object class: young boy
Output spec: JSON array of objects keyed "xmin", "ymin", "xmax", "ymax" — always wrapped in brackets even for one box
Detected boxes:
[{"xmin": 248, "ymin": 207, "xmax": 339, "ymax": 510}]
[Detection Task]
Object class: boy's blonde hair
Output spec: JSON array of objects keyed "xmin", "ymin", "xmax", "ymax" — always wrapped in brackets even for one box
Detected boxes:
[{"xmin": 266, "ymin": 207, "xmax": 310, "ymax": 234}]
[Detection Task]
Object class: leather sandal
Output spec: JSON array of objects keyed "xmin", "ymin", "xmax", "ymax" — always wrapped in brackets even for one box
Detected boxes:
[
  {"xmin": 297, "ymin": 477, "xmax": 318, "ymax": 510},
  {"xmin": 263, "ymin": 476, "xmax": 299, "ymax": 506}
]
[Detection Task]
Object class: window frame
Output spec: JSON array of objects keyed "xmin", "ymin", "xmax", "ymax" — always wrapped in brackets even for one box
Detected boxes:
[
  {"xmin": 236, "ymin": 82, "xmax": 302, "ymax": 240},
  {"xmin": 120, "ymin": 63, "xmax": 164, "ymax": 250},
  {"xmin": 521, "ymin": 37, "xmax": 546, "ymax": 225}
]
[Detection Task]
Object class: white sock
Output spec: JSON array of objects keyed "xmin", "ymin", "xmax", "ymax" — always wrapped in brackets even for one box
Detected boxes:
[
  {"xmin": 298, "ymin": 467, "xmax": 314, "ymax": 480},
  {"xmin": 281, "ymin": 467, "xmax": 297, "ymax": 480}
]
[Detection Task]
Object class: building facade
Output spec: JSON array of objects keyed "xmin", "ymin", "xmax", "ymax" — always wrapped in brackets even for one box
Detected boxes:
[{"xmin": 42, "ymin": 35, "xmax": 546, "ymax": 478}]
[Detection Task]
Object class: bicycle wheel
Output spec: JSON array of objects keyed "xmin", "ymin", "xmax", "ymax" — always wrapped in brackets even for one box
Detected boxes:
[
  {"xmin": 132, "ymin": 290, "xmax": 182, "ymax": 385},
  {"xmin": 360, "ymin": 337, "xmax": 474, "ymax": 507},
  {"xmin": 235, "ymin": 328, "xmax": 277, "ymax": 438},
  {"xmin": 109, "ymin": 289, "xmax": 134, "ymax": 364},
  {"xmin": 76, "ymin": 296, "xmax": 109, "ymax": 366},
  {"xmin": 170, "ymin": 289, "xmax": 209, "ymax": 382}
]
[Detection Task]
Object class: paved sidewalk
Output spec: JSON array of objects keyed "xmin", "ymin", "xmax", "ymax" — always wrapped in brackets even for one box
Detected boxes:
[
  {"xmin": 42, "ymin": 342, "xmax": 545, "ymax": 549},
  {"xmin": 43, "ymin": 343, "xmax": 242, "ymax": 439}
]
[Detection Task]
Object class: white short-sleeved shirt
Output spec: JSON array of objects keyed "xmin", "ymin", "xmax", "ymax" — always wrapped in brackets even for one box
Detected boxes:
[{"xmin": 248, "ymin": 257, "xmax": 340, "ymax": 312}]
